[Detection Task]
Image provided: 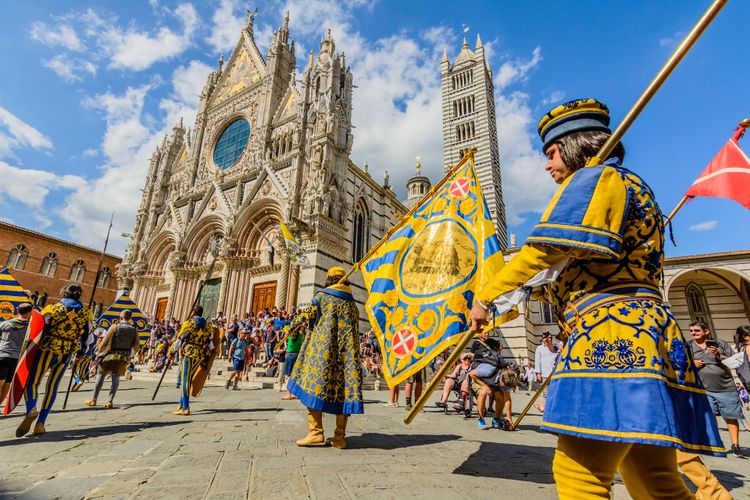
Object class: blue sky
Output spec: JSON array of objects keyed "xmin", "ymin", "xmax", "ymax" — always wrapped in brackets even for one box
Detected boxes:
[{"xmin": 0, "ymin": 0, "xmax": 748, "ymax": 257}]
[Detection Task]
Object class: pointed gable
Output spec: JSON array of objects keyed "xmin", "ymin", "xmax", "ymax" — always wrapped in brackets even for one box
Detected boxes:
[
  {"xmin": 273, "ymin": 86, "xmax": 299, "ymax": 123},
  {"xmin": 211, "ymin": 33, "xmax": 267, "ymax": 107}
]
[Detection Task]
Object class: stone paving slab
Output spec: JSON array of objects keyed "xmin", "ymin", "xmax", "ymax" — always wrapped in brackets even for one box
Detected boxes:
[{"xmin": 0, "ymin": 377, "xmax": 747, "ymax": 499}]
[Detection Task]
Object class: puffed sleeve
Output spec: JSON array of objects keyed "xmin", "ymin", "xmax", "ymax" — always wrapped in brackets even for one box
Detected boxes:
[{"xmin": 476, "ymin": 164, "xmax": 628, "ymax": 314}]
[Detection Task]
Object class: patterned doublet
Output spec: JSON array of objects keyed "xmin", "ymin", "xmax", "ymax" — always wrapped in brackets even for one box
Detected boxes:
[
  {"xmin": 40, "ymin": 302, "xmax": 93, "ymax": 355},
  {"xmin": 287, "ymin": 286, "xmax": 364, "ymax": 415},
  {"xmin": 531, "ymin": 162, "xmax": 724, "ymax": 455},
  {"xmin": 179, "ymin": 319, "xmax": 213, "ymax": 363}
]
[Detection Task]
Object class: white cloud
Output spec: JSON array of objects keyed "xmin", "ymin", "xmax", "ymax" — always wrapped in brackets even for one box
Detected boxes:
[
  {"xmin": 495, "ymin": 47, "xmax": 542, "ymax": 90},
  {"xmin": 30, "ymin": 5, "xmax": 199, "ymax": 79},
  {"xmin": 495, "ymin": 90, "xmax": 557, "ymax": 224},
  {"xmin": 206, "ymin": 0, "xmax": 247, "ymax": 53},
  {"xmin": 689, "ymin": 220, "xmax": 718, "ymax": 232},
  {"xmin": 171, "ymin": 60, "xmax": 213, "ymax": 104},
  {"xmin": 101, "ymin": 4, "xmax": 199, "ymax": 71},
  {"xmin": 660, "ymin": 31, "xmax": 684, "ymax": 49},
  {"xmin": 0, "ymin": 161, "xmax": 85, "ymax": 209},
  {"xmin": 29, "ymin": 22, "xmax": 83, "ymax": 51},
  {"xmin": 63, "ymin": 61, "xmax": 207, "ymax": 253},
  {"xmin": 541, "ymin": 90, "xmax": 565, "ymax": 106},
  {"xmin": 83, "ymin": 148, "xmax": 98, "ymax": 158},
  {"xmin": 41, "ymin": 54, "xmax": 96, "ymax": 83},
  {"xmin": 0, "ymin": 106, "xmax": 54, "ymax": 159}
]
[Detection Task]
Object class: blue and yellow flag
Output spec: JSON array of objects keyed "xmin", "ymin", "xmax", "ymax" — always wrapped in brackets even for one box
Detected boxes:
[
  {"xmin": 361, "ymin": 154, "xmax": 516, "ymax": 387},
  {"xmin": 0, "ymin": 268, "xmax": 32, "ymax": 321},
  {"xmin": 96, "ymin": 291, "xmax": 150, "ymax": 346}
]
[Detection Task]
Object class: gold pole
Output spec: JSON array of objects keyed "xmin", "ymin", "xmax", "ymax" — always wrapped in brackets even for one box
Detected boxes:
[
  {"xmin": 587, "ymin": 0, "xmax": 729, "ymax": 166},
  {"xmin": 513, "ymin": 376, "xmax": 551, "ymax": 428},
  {"xmin": 666, "ymin": 196, "xmax": 689, "ymax": 222}
]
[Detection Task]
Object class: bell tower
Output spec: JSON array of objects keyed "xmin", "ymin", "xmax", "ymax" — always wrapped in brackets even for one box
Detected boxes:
[{"xmin": 441, "ymin": 35, "xmax": 507, "ymax": 248}]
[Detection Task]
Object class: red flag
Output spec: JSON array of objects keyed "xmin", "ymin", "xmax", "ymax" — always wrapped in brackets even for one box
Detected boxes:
[{"xmin": 685, "ymin": 126, "xmax": 750, "ymax": 210}]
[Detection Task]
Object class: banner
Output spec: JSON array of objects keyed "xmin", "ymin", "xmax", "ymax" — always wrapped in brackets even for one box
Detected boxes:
[
  {"xmin": 96, "ymin": 291, "xmax": 150, "ymax": 346},
  {"xmin": 361, "ymin": 155, "xmax": 516, "ymax": 387},
  {"xmin": 0, "ymin": 268, "xmax": 32, "ymax": 320}
]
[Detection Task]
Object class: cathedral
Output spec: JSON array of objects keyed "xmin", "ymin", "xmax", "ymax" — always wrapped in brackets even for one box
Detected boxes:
[{"xmin": 118, "ymin": 13, "xmax": 408, "ymax": 328}]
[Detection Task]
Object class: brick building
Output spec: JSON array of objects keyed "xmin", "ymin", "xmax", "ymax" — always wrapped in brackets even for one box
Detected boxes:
[{"xmin": 0, "ymin": 221, "xmax": 121, "ymax": 316}]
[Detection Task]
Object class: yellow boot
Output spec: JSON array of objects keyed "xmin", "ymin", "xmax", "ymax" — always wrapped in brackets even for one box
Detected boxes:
[
  {"xmin": 676, "ymin": 451, "xmax": 731, "ymax": 500},
  {"xmin": 296, "ymin": 408, "xmax": 324, "ymax": 446},
  {"xmin": 326, "ymin": 414, "xmax": 348, "ymax": 449}
]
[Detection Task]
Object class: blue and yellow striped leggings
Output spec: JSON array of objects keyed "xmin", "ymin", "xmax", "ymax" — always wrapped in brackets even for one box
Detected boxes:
[
  {"xmin": 24, "ymin": 349, "xmax": 71, "ymax": 424},
  {"xmin": 178, "ymin": 356, "xmax": 201, "ymax": 410}
]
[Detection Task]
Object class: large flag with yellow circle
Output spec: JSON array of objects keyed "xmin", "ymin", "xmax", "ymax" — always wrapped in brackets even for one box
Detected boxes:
[
  {"xmin": 96, "ymin": 291, "xmax": 150, "ymax": 346},
  {"xmin": 0, "ymin": 268, "xmax": 32, "ymax": 321},
  {"xmin": 361, "ymin": 154, "xmax": 516, "ymax": 387}
]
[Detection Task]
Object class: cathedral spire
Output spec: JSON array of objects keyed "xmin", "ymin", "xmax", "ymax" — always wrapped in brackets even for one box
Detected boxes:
[
  {"xmin": 475, "ymin": 34, "xmax": 483, "ymax": 50},
  {"xmin": 462, "ymin": 37, "xmax": 469, "ymax": 49}
]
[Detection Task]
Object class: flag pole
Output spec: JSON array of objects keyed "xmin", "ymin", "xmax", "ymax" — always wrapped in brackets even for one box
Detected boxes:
[
  {"xmin": 587, "ymin": 0, "xmax": 729, "ymax": 167},
  {"xmin": 666, "ymin": 118, "xmax": 749, "ymax": 222}
]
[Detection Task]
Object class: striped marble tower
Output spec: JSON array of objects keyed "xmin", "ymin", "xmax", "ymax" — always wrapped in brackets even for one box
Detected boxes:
[{"xmin": 441, "ymin": 35, "xmax": 508, "ymax": 249}]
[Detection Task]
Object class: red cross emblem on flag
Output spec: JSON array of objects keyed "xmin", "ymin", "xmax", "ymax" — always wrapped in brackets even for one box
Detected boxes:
[
  {"xmin": 391, "ymin": 329, "xmax": 416, "ymax": 358},
  {"xmin": 449, "ymin": 178, "xmax": 470, "ymax": 198}
]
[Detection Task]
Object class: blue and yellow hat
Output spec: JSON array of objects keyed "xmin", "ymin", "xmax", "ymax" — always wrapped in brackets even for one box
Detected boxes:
[{"xmin": 538, "ymin": 98, "xmax": 611, "ymax": 151}]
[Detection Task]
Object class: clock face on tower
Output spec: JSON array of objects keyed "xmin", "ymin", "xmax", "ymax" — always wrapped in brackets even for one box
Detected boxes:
[{"xmin": 213, "ymin": 118, "xmax": 251, "ymax": 170}]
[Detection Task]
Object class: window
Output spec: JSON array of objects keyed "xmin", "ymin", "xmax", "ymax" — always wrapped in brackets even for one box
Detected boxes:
[
  {"xmin": 39, "ymin": 252, "xmax": 58, "ymax": 277},
  {"xmin": 98, "ymin": 267, "xmax": 111, "ymax": 288},
  {"xmin": 69, "ymin": 259, "xmax": 86, "ymax": 283},
  {"xmin": 352, "ymin": 202, "xmax": 370, "ymax": 262},
  {"xmin": 685, "ymin": 282, "xmax": 715, "ymax": 333},
  {"xmin": 539, "ymin": 302, "xmax": 556, "ymax": 324},
  {"xmin": 5, "ymin": 244, "xmax": 28, "ymax": 270},
  {"xmin": 213, "ymin": 118, "xmax": 251, "ymax": 170}
]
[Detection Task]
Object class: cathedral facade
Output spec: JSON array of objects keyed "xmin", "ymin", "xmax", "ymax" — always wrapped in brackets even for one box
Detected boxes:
[{"xmin": 118, "ymin": 13, "xmax": 405, "ymax": 327}]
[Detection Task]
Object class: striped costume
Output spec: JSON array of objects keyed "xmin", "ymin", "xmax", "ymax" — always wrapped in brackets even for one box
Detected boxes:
[{"xmin": 25, "ymin": 299, "xmax": 92, "ymax": 425}]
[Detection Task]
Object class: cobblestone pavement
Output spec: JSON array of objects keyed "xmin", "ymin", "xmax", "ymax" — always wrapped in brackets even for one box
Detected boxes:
[{"xmin": 0, "ymin": 376, "xmax": 747, "ymax": 499}]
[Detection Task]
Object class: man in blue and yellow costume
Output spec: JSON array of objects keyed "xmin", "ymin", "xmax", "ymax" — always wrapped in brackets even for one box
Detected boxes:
[
  {"xmin": 16, "ymin": 284, "xmax": 93, "ymax": 437},
  {"xmin": 171, "ymin": 304, "xmax": 215, "ymax": 416},
  {"xmin": 468, "ymin": 99, "xmax": 724, "ymax": 499},
  {"xmin": 287, "ymin": 267, "xmax": 363, "ymax": 449}
]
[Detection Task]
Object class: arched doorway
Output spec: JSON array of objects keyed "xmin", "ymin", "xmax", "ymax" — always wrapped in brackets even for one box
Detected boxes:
[{"xmin": 666, "ymin": 266, "xmax": 750, "ymax": 343}]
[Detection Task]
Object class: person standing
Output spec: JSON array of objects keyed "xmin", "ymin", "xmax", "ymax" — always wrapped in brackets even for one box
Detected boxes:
[
  {"xmin": 171, "ymin": 305, "xmax": 215, "ymax": 415},
  {"xmin": 287, "ymin": 267, "xmax": 363, "ymax": 449},
  {"xmin": 534, "ymin": 332, "xmax": 562, "ymax": 412},
  {"xmin": 84, "ymin": 310, "xmax": 139, "ymax": 408},
  {"xmin": 688, "ymin": 320, "xmax": 745, "ymax": 458},
  {"xmin": 16, "ymin": 284, "xmax": 93, "ymax": 437},
  {"xmin": 225, "ymin": 330, "xmax": 249, "ymax": 390},
  {"xmin": 468, "ymin": 99, "xmax": 723, "ymax": 498},
  {"xmin": 524, "ymin": 362, "xmax": 535, "ymax": 394},
  {"xmin": 0, "ymin": 303, "xmax": 33, "ymax": 403}
]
